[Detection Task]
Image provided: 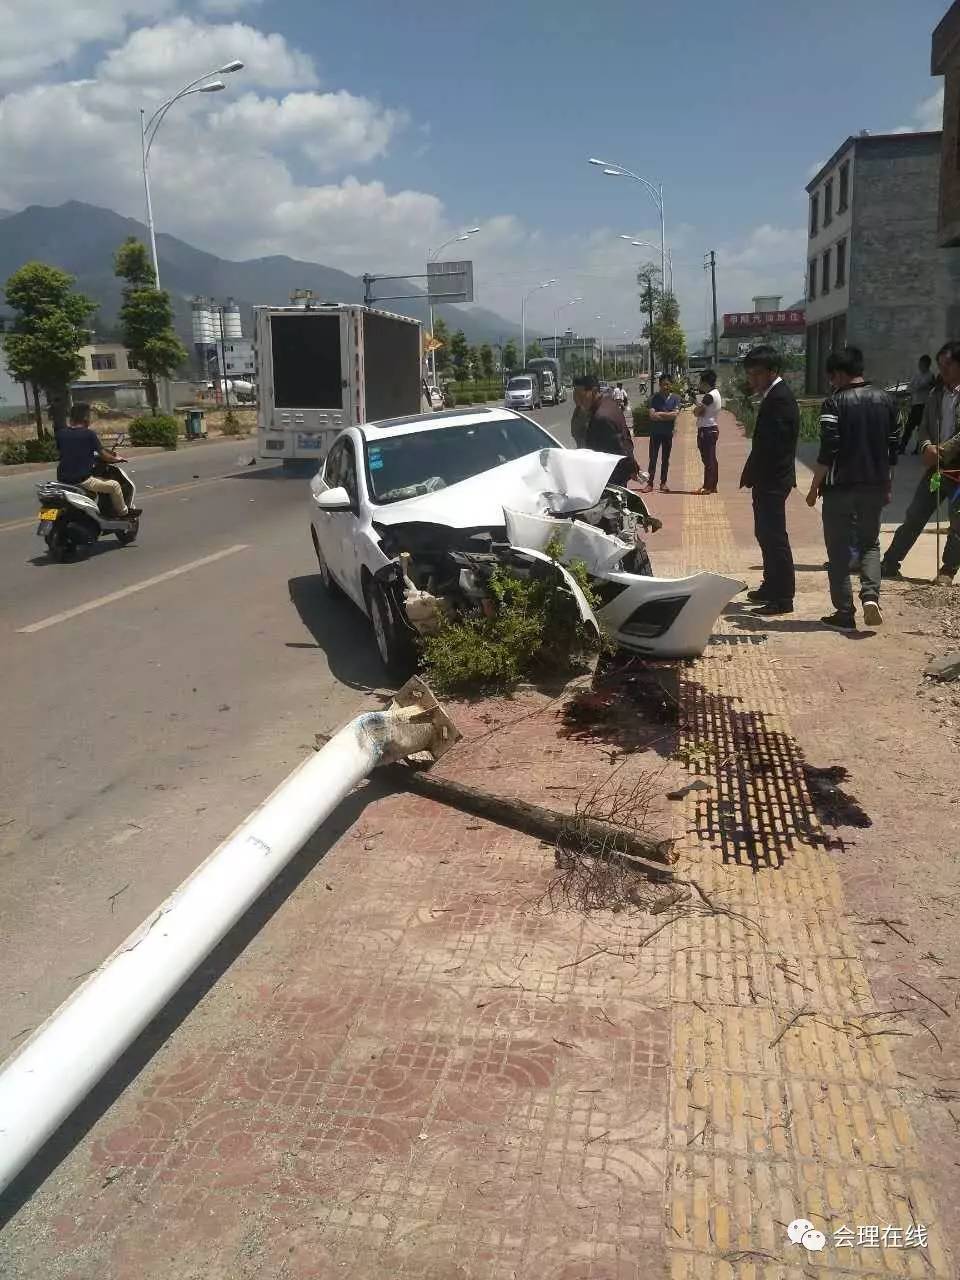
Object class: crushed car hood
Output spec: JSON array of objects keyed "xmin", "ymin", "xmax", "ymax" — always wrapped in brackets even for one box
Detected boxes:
[{"xmin": 371, "ymin": 448, "xmax": 623, "ymax": 530}]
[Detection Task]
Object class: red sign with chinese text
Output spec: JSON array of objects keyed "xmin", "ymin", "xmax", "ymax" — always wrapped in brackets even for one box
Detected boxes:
[{"xmin": 723, "ymin": 310, "xmax": 805, "ymax": 331}]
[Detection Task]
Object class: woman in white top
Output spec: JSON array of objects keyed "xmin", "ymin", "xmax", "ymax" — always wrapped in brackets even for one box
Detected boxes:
[{"xmin": 693, "ymin": 369, "xmax": 722, "ymax": 494}]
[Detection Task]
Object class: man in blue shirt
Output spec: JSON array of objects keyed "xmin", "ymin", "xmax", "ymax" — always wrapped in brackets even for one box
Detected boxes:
[
  {"xmin": 55, "ymin": 402, "xmax": 137, "ymax": 518},
  {"xmin": 645, "ymin": 375, "xmax": 680, "ymax": 492}
]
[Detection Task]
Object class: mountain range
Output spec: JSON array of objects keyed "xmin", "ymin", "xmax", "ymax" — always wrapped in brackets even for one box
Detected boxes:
[{"xmin": 0, "ymin": 201, "xmax": 527, "ymax": 347}]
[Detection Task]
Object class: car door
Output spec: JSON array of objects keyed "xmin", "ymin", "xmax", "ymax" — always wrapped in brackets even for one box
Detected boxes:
[
  {"xmin": 314, "ymin": 439, "xmax": 360, "ymax": 604},
  {"xmin": 334, "ymin": 439, "xmax": 366, "ymax": 609}
]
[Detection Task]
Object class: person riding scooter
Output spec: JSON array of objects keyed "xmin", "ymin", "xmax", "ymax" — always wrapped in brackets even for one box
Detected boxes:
[{"xmin": 55, "ymin": 402, "xmax": 141, "ymax": 520}]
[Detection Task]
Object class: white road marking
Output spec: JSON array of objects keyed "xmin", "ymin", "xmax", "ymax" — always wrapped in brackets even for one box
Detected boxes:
[{"xmin": 17, "ymin": 544, "xmax": 248, "ymax": 633}]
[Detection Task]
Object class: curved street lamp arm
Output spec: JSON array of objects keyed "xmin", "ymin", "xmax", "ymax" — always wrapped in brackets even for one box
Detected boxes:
[
  {"xmin": 145, "ymin": 86, "xmax": 216, "ymax": 158},
  {"xmin": 144, "ymin": 63, "xmax": 229, "ymax": 135}
]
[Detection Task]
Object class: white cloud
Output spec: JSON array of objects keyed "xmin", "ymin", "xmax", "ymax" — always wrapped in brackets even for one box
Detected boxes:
[
  {"xmin": 212, "ymin": 91, "xmax": 406, "ymax": 169},
  {"xmin": 0, "ymin": 0, "xmax": 175, "ymax": 88},
  {"xmin": 0, "ymin": 18, "xmax": 444, "ymax": 283},
  {"xmin": 98, "ymin": 16, "xmax": 317, "ymax": 91},
  {"xmin": 0, "ymin": 12, "xmax": 808, "ymax": 343},
  {"xmin": 893, "ymin": 85, "xmax": 944, "ymax": 133}
]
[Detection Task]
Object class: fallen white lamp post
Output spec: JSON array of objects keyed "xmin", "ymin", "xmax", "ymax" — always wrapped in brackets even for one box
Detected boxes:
[{"xmin": 0, "ymin": 679, "xmax": 459, "ymax": 1194}]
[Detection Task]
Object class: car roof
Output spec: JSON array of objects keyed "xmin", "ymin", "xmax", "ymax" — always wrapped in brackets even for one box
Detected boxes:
[{"xmin": 360, "ymin": 407, "xmax": 530, "ymax": 440}]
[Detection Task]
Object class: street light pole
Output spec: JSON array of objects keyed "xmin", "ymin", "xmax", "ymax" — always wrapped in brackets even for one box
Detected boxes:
[
  {"xmin": 589, "ymin": 157, "xmax": 666, "ymax": 299},
  {"xmin": 553, "ymin": 297, "xmax": 582, "ymax": 360},
  {"xmin": 141, "ymin": 60, "xmax": 244, "ymax": 286},
  {"xmin": 520, "ymin": 279, "xmax": 557, "ymax": 367},
  {"xmin": 427, "ymin": 227, "xmax": 480, "ymax": 385},
  {"xmin": 623, "ymin": 237, "xmax": 673, "ymax": 294}
]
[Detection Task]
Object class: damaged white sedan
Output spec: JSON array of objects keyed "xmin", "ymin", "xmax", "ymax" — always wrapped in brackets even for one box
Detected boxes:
[{"xmin": 308, "ymin": 408, "xmax": 742, "ymax": 676}]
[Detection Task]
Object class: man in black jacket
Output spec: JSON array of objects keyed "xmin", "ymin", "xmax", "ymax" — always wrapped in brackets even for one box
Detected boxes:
[
  {"xmin": 572, "ymin": 375, "xmax": 639, "ymax": 485},
  {"xmin": 739, "ymin": 346, "xmax": 800, "ymax": 615},
  {"xmin": 805, "ymin": 346, "xmax": 898, "ymax": 629}
]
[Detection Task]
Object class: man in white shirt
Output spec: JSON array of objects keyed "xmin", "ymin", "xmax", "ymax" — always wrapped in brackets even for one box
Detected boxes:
[
  {"xmin": 899, "ymin": 354, "xmax": 935, "ymax": 455},
  {"xmin": 883, "ymin": 341, "xmax": 960, "ymax": 585},
  {"xmin": 693, "ymin": 368, "xmax": 722, "ymax": 494}
]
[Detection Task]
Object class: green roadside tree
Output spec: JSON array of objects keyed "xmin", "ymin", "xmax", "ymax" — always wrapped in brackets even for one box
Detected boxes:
[
  {"xmin": 526, "ymin": 340, "xmax": 544, "ymax": 360},
  {"xmin": 502, "ymin": 339, "xmax": 519, "ymax": 371},
  {"xmin": 652, "ymin": 292, "xmax": 686, "ymax": 374},
  {"xmin": 432, "ymin": 315, "xmax": 451, "ymax": 375},
  {"xmin": 479, "ymin": 343, "xmax": 495, "ymax": 379},
  {"xmin": 449, "ymin": 328, "xmax": 470, "ymax": 379},
  {"xmin": 3, "ymin": 262, "xmax": 95, "ymax": 435},
  {"xmin": 114, "ymin": 238, "xmax": 187, "ymax": 414}
]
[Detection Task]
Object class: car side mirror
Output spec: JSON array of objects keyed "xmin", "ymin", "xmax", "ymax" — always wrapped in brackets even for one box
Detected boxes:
[{"xmin": 313, "ymin": 485, "xmax": 353, "ymax": 512}]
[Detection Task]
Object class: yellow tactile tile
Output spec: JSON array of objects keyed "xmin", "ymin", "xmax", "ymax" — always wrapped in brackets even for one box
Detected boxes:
[{"xmin": 661, "ymin": 427, "xmax": 950, "ymax": 1277}]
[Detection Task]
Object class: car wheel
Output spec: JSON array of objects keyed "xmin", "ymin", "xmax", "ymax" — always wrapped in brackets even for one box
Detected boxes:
[
  {"xmin": 311, "ymin": 526, "xmax": 342, "ymax": 598},
  {"xmin": 364, "ymin": 578, "xmax": 416, "ymax": 680}
]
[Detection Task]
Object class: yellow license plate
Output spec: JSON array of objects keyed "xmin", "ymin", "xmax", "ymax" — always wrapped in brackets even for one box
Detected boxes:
[{"xmin": 38, "ymin": 508, "xmax": 59, "ymax": 521}]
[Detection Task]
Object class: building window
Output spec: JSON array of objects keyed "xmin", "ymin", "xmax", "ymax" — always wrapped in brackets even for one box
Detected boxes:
[
  {"xmin": 808, "ymin": 259, "xmax": 817, "ymax": 301},
  {"xmin": 810, "ymin": 192, "xmax": 819, "ymax": 237},
  {"xmin": 835, "ymin": 237, "xmax": 847, "ymax": 288},
  {"xmin": 821, "ymin": 249, "xmax": 831, "ymax": 295},
  {"xmin": 838, "ymin": 161, "xmax": 850, "ymax": 212},
  {"xmin": 91, "ymin": 353, "xmax": 117, "ymax": 371},
  {"xmin": 824, "ymin": 178, "xmax": 834, "ymax": 226}
]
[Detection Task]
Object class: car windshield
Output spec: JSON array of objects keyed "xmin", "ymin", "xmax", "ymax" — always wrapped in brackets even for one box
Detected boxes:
[
  {"xmin": 365, "ymin": 417, "xmax": 557, "ymax": 504},
  {"xmin": 507, "ymin": 377, "xmax": 532, "ymax": 390}
]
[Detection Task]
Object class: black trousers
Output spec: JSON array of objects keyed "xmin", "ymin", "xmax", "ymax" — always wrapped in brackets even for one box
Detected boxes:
[
  {"xmin": 752, "ymin": 488, "xmax": 795, "ymax": 603},
  {"xmin": 899, "ymin": 404, "xmax": 924, "ymax": 453},
  {"xmin": 648, "ymin": 432, "xmax": 673, "ymax": 485},
  {"xmin": 697, "ymin": 427, "xmax": 719, "ymax": 491}
]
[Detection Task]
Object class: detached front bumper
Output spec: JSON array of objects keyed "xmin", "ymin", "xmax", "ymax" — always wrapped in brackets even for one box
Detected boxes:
[{"xmin": 596, "ymin": 571, "xmax": 744, "ymax": 657}]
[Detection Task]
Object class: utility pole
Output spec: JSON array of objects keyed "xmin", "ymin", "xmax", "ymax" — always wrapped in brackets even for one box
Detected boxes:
[{"xmin": 706, "ymin": 250, "xmax": 719, "ymax": 368}]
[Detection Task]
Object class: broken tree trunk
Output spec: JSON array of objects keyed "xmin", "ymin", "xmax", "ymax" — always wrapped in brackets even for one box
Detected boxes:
[{"xmin": 385, "ymin": 765, "xmax": 677, "ymax": 874}]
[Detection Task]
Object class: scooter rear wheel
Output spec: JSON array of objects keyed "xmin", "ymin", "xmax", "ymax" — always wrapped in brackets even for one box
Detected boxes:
[{"xmin": 116, "ymin": 523, "xmax": 139, "ymax": 546}]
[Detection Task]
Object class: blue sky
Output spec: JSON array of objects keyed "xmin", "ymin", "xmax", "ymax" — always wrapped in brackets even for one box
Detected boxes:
[{"xmin": 0, "ymin": 0, "xmax": 949, "ymax": 342}]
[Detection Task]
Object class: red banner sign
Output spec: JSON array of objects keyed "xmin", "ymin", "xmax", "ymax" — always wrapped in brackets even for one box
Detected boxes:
[{"xmin": 723, "ymin": 310, "xmax": 805, "ymax": 330}]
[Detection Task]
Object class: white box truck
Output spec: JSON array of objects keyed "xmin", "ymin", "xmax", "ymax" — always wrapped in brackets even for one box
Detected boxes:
[{"xmin": 255, "ymin": 304, "xmax": 423, "ymax": 464}]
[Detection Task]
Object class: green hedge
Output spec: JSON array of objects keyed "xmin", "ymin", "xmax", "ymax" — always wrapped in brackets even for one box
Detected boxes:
[
  {"xmin": 129, "ymin": 415, "xmax": 179, "ymax": 448},
  {"xmin": 1, "ymin": 440, "xmax": 27, "ymax": 465},
  {"xmin": 631, "ymin": 400, "xmax": 652, "ymax": 436},
  {"xmin": 0, "ymin": 437, "xmax": 59, "ymax": 465},
  {"xmin": 24, "ymin": 437, "xmax": 59, "ymax": 462},
  {"xmin": 735, "ymin": 399, "xmax": 820, "ymax": 443}
]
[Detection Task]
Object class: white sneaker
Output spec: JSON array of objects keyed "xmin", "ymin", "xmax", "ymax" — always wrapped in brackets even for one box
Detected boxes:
[{"xmin": 862, "ymin": 600, "xmax": 883, "ymax": 627}]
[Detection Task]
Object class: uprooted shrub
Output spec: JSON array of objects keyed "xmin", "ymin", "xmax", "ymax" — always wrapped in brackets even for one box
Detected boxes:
[{"xmin": 420, "ymin": 535, "xmax": 600, "ymax": 694}]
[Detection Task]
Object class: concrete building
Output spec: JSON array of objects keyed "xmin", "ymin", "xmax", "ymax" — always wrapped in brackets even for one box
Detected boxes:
[
  {"xmin": 73, "ymin": 342, "xmax": 148, "ymax": 410},
  {"xmin": 0, "ymin": 335, "xmax": 27, "ymax": 421},
  {"xmin": 805, "ymin": 131, "xmax": 960, "ymax": 394},
  {"xmin": 221, "ymin": 338, "xmax": 255, "ymax": 378},
  {"xmin": 933, "ymin": 2, "xmax": 960, "ymax": 246},
  {"xmin": 76, "ymin": 342, "xmax": 139, "ymax": 384},
  {"xmin": 543, "ymin": 330, "xmax": 601, "ymax": 372}
]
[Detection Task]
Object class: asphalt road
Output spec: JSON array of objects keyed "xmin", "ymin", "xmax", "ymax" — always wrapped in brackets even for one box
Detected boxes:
[{"xmin": 0, "ymin": 399, "xmax": 585, "ymax": 1047}]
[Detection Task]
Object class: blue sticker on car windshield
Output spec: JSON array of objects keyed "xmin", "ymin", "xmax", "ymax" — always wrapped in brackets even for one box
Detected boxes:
[{"xmin": 369, "ymin": 458, "xmax": 384, "ymax": 470}]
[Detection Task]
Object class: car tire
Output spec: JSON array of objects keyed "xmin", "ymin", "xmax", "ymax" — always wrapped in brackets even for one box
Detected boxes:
[
  {"xmin": 311, "ymin": 526, "xmax": 342, "ymax": 598},
  {"xmin": 364, "ymin": 578, "xmax": 416, "ymax": 680}
]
